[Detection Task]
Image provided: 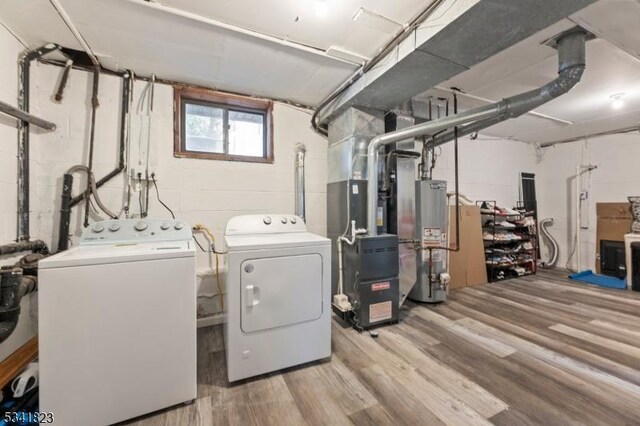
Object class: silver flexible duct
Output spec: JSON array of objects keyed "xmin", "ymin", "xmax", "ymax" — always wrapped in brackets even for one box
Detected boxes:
[
  {"xmin": 367, "ymin": 29, "xmax": 587, "ymax": 234},
  {"xmin": 540, "ymin": 218, "xmax": 559, "ymax": 268},
  {"xmin": 294, "ymin": 144, "xmax": 306, "ymax": 222}
]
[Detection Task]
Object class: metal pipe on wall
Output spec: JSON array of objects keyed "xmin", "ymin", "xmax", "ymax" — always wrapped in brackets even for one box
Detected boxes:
[
  {"xmin": 367, "ymin": 29, "xmax": 588, "ymax": 235},
  {"xmin": 294, "ymin": 144, "xmax": 307, "ymax": 222},
  {"xmin": 0, "ymin": 100, "xmax": 56, "ymax": 130},
  {"xmin": 69, "ymin": 70, "xmax": 132, "ymax": 208},
  {"xmin": 0, "ymin": 240, "xmax": 49, "ymax": 256},
  {"xmin": 17, "ymin": 44, "xmax": 61, "ymax": 242}
]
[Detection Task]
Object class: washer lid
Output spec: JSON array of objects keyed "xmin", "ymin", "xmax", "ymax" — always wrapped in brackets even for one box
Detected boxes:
[
  {"xmin": 225, "ymin": 232, "xmax": 329, "ymax": 251},
  {"xmin": 39, "ymin": 241, "xmax": 195, "ymax": 269}
]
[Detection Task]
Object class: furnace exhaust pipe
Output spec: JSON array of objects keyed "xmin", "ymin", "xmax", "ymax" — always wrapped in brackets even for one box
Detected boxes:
[
  {"xmin": 367, "ymin": 29, "xmax": 588, "ymax": 235},
  {"xmin": 294, "ymin": 144, "xmax": 306, "ymax": 222}
]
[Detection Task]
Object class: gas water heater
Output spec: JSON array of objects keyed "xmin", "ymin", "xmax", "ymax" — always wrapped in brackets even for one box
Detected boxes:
[{"xmin": 409, "ymin": 179, "xmax": 449, "ymax": 303}]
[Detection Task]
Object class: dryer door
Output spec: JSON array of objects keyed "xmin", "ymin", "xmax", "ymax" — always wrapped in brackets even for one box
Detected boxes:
[{"xmin": 240, "ymin": 253, "xmax": 322, "ymax": 333}]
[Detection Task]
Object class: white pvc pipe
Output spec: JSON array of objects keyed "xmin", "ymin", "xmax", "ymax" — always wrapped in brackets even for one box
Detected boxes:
[
  {"xmin": 49, "ymin": 0, "xmax": 100, "ymax": 66},
  {"xmin": 576, "ymin": 165, "xmax": 581, "ymax": 272},
  {"xmin": 575, "ymin": 164, "xmax": 598, "ymax": 272}
]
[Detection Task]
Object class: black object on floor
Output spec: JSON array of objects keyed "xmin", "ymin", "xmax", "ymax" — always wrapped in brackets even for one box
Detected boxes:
[
  {"xmin": 631, "ymin": 242, "xmax": 640, "ymax": 292},
  {"xmin": 600, "ymin": 240, "xmax": 626, "ymax": 279}
]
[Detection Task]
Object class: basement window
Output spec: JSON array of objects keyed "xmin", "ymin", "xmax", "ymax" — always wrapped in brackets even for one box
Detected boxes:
[{"xmin": 174, "ymin": 86, "xmax": 273, "ymax": 163}]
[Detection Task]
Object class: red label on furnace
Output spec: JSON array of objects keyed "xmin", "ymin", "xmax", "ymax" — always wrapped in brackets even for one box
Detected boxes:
[{"xmin": 371, "ymin": 282, "xmax": 390, "ymax": 291}]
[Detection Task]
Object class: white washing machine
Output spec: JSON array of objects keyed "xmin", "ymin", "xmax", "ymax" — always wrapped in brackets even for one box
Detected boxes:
[
  {"xmin": 224, "ymin": 214, "xmax": 331, "ymax": 382},
  {"xmin": 38, "ymin": 219, "xmax": 196, "ymax": 426}
]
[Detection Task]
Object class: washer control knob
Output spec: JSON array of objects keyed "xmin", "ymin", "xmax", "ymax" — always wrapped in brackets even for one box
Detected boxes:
[
  {"xmin": 160, "ymin": 222, "xmax": 171, "ymax": 230},
  {"xmin": 108, "ymin": 223, "xmax": 120, "ymax": 232},
  {"xmin": 281, "ymin": 217, "xmax": 288, "ymax": 224},
  {"xmin": 174, "ymin": 222, "xmax": 185, "ymax": 230},
  {"xmin": 290, "ymin": 217, "xmax": 297, "ymax": 224},
  {"xmin": 92, "ymin": 223, "xmax": 105, "ymax": 233},
  {"xmin": 134, "ymin": 221, "xmax": 148, "ymax": 231},
  {"xmin": 263, "ymin": 216, "xmax": 272, "ymax": 225}
]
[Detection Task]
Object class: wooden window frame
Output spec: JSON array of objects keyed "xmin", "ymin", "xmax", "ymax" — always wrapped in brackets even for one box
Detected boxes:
[{"xmin": 174, "ymin": 86, "xmax": 274, "ymax": 164}]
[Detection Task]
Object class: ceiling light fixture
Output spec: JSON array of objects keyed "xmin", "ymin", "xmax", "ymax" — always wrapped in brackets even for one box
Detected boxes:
[
  {"xmin": 611, "ymin": 93, "xmax": 625, "ymax": 110},
  {"xmin": 315, "ymin": 0, "xmax": 328, "ymax": 17}
]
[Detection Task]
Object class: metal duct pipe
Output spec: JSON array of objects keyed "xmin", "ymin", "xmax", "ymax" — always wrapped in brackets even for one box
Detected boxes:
[
  {"xmin": 17, "ymin": 44, "xmax": 61, "ymax": 242},
  {"xmin": 366, "ymin": 108, "xmax": 510, "ymax": 234},
  {"xmin": 0, "ymin": 269, "xmax": 37, "ymax": 344},
  {"xmin": 367, "ymin": 29, "xmax": 587, "ymax": 234},
  {"xmin": 426, "ymin": 30, "xmax": 587, "ymax": 149},
  {"xmin": 294, "ymin": 144, "xmax": 307, "ymax": 222},
  {"xmin": 540, "ymin": 218, "xmax": 559, "ymax": 268}
]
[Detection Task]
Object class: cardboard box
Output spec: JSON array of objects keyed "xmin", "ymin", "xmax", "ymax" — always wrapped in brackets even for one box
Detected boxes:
[
  {"xmin": 595, "ymin": 202, "xmax": 632, "ymax": 273},
  {"xmin": 448, "ymin": 205, "xmax": 488, "ymax": 289}
]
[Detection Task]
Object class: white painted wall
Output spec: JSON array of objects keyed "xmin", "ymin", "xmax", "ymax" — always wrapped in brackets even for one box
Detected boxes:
[
  {"xmin": 27, "ymin": 62, "xmax": 327, "ymax": 316},
  {"xmin": 0, "ymin": 25, "xmax": 39, "ymax": 362},
  {"xmin": 0, "ymin": 58, "xmax": 327, "ymax": 360},
  {"xmin": 431, "ymin": 135, "xmax": 538, "ymax": 208},
  {"xmin": 537, "ymin": 133, "xmax": 640, "ymax": 271}
]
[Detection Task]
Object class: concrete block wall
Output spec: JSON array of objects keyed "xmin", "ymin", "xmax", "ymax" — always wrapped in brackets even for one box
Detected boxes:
[
  {"xmin": 25, "ymin": 62, "xmax": 328, "ymax": 316},
  {"xmin": 537, "ymin": 133, "xmax": 640, "ymax": 271},
  {"xmin": 0, "ymin": 26, "xmax": 21, "ymax": 247},
  {"xmin": 0, "ymin": 25, "xmax": 39, "ymax": 361},
  {"xmin": 431, "ymin": 135, "xmax": 538, "ymax": 208},
  {"xmin": 28, "ymin": 62, "xmax": 328, "ymax": 242}
]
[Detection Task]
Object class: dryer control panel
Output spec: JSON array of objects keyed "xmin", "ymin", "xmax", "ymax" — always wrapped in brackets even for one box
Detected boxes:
[
  {"xmin": 225, "ymin": 214, "xmax": 306, "ymax": 236},
  {"xmin": 80, "ymin": 219, "xmax": 192, "ymax": 245}
]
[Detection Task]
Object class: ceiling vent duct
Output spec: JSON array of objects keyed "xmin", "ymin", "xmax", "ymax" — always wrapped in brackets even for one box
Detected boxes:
[{"xmin": 366, "ymin": 28, "xmax": 591, "ymax": 234}]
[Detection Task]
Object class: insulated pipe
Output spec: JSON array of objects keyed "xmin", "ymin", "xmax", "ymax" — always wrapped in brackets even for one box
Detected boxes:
[
  {"xmin": 17, "ymin": 44, "xmax": 61, "ymax": 242},
  {"xmin": 0, "ymin": 240, "xmax": 49, "ymax": 256},
  {"xmin": 294, "ymin": 144, "xmax": 306, "ymax": 222},
  {"xmin": 367, "ymin": 30, "xmax": 587, "ymax": 234},
  {"xmin": 540, "ymin": 218, "xmax": 559, "ymax": 268}
]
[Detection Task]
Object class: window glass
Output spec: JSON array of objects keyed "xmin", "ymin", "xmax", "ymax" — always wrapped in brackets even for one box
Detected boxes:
[
  {"xmin": 228, "ymin": 110, "xmax": 265, "ymax": 157},
  {"xmin": 185, "ymin": 103, "xmax": 224, "ymax": 153}
]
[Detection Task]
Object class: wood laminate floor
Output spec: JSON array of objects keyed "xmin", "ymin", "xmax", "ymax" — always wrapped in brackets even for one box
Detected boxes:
[{"xmin": 125, "ymin": 270, "xmax": 640, "ymax": 425}]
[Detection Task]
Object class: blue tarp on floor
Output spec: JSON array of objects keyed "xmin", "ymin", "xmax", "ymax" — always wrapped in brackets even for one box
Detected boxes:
[{"xmin": 568, "ymin": 270, "xmax": 627, "ymax": 289}]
